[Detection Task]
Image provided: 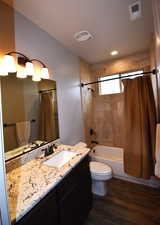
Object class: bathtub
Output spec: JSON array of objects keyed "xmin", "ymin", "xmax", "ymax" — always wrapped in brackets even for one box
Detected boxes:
[{"xmin": 90, "ymin": 145, "xmax": 160, "ymax": 188}]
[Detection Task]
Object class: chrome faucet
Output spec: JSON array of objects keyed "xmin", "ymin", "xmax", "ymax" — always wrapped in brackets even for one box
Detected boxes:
[{"xmin": 42, "ymin": 144, "xmax": 58, "ymax": 157}]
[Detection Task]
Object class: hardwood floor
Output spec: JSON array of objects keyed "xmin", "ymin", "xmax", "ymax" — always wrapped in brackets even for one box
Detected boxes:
[{"xmin": 86, "ymin": 178, "xmax": 160, "ymax": 225}]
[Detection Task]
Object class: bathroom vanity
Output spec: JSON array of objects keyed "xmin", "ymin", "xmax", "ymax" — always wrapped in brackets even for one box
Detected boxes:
[{"xmin": 7, "ymin": 145, "xmax": 92, "ymax": 225}]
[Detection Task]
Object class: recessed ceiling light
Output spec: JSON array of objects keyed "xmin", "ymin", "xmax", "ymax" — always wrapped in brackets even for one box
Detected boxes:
[{"xmin": 110, "ymin": 50, "xmax": 119, "ymax": 56}]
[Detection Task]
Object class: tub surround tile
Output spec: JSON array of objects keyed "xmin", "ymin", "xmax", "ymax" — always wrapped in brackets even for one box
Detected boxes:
[{"xmin": 7, "ymin": 145, "xmax": 90, "ymax": 223}]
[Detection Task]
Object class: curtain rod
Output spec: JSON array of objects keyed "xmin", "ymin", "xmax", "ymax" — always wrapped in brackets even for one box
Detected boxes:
[
  {"xmin": 39, "ymin": 88, "xmax": 56, "ymax": 93},
  {"xmin": 80, "ymin": 69, "xmax": 157, "ymax": 87}
]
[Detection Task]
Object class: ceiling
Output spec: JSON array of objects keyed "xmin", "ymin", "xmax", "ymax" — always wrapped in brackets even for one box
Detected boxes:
[{"xmin": 11, "ymin": 0, "xmax": 153, "ymax": 64}]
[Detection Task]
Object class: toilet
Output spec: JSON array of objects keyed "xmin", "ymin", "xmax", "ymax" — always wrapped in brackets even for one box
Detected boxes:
[
  {"xmin": 74, "ymin": 142, "xmax": 112, "ymax": 196},
  {"xmin": 90, "ymin": 161, "xmax": 112, "ymax": 196}
]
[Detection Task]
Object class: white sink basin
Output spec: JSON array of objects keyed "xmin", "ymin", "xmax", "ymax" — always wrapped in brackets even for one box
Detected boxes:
[{"xmin": 43, "ymin": 150, "xmax": 77, "ymax": 168}]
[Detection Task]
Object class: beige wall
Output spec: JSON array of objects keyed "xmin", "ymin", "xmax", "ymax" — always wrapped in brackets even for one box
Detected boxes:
[
  {"xmin": 0, "ymin": 0, "xmax": 15, "ymax": 58},
  {"xmin": 91, "ymin": 51, "xmax": 151, "ymax": 147},
  {"xmin": 80, "ymin": 58, "xmax": 93, "ymax": 146},
  {"xmin": 92, "ymin": 93, "xmax": 124, "ymax": 147},
  {"xmin": 92, "ymin": 51, "xmax": 150, "ymax": 76}
]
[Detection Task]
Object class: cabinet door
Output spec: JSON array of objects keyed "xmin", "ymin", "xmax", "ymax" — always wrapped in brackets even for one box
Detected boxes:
[
  {"xmin": 59, "ymin": 184, "xmax": 85, "ymax": 225},
  {"xmin": 75, "ymin": 156, "xmax": 92, "ymax": 211},
  {"xmin": 76, "ymin": 157, "xmax": 92, "ymax": 221},
  {"xmin": 15, "ymin": 190, "xmax": 58, "ymax": 225},
  {"xmin": 58, "ymin": 156, "xmax": 92, "ymax": 225}
]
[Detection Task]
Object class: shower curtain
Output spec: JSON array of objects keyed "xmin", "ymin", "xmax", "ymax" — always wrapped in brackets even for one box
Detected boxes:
[
  {"xmin": 123, "ymin": 76, "xmax": 156, "ymax": 179},
  {"xmin": 40, "ymin": 92, "xmax": 56, "ymax": 142}
]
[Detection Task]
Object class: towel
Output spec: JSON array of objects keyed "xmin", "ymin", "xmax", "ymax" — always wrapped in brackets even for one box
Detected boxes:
[
  {"xmin": 155, "ymin": 124, "xmax": 160, "ymax": 177},
  {"xmin": 74, "ymin": 142, "xmax": 87, "ymax": 148},
  {"xmin": 16, "ymin": 121, "xmax": 31, "ymax": 146}
]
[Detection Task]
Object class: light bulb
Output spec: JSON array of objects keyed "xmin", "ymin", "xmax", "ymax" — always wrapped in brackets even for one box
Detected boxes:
[
  {"xmin": 16, "ymin": 65, "xmax": 27, "ymax": 78},
  {"xmin": 0, "ymin": 62, "xmax": 8, "ymax": 76},
  {"xmin": 25, "ymin": 62, "xmax": 34, "ymax": 76},
  {"xmin": 32, "ymin": 72, "xmax": 41, "ymax": 82},
  {"xmin": 40, "ymin": 67, "xmax": 49, "ymax": 79},
  {"xmin": 110, "ymin": 50, "xmax": 118, "ymax": 56},
  {"xmin": 3, "ymin": 55, "xmax": 16, "ymax": 73}
]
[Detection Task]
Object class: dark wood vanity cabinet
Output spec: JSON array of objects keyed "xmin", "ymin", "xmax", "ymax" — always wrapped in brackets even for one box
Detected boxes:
[
  {"xmin": 15, "ymin": 189, "xmax": 58, "ymax": 225},
  {"xmin": 57, "ymin": 156, "xmax": 92, "ymax": 225},
  {"xmin": 15, "ymin": 155, "xmax": 92, "ymax": 225}
]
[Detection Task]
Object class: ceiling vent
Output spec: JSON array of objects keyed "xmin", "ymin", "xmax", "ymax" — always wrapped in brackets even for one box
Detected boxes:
[
  {"xmin": 74, "ymin": 31, "xmax": 93, "ymax": 42},
  {"xmin": 129, "ymin": 0, "xmax": 142, "ymax": 21}
]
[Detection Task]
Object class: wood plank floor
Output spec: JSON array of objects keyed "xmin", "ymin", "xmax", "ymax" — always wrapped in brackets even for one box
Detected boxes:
[{"xmin": 86, "ymin": 178, "xmax": 160, "ymax": 225}]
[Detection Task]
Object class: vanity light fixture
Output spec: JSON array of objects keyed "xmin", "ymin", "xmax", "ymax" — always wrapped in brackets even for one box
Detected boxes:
[
  {"xmin": 2, "ymin": 55, "xmax": 17, "ymax": 73},
  {"xmin": 31, "ymin": 59, "xmax": 49, "ymax": 80},
  {"xmin": 0, "ymin": 52, "xmax": 50, "ymax": 81},
  {"xmin": 0, "ymin": 51, "xmax": 30, "ymax": 78},
  {"xmin": 32, "ymin": 73, "xmax": 41, "ymax": 82},
  {"xmin": 110, "ymin": 50, "xmax": 119, "ymax": 56},
  {"xmin": 25, "ymin": 62, "xmax": 35, "ymax": 76},
  {"xmin": 0, "ymin": 62, "xmax": 8, "ymax": 76},
  {"xmin": 16, "ymin": 65, "xmax": 27, "ymax": 78},
  {"xmin": 40, "ymin": 67, "xmax": 50, "ymax": 79}
]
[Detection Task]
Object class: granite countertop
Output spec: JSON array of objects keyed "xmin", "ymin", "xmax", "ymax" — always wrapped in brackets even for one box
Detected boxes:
[{"xmin": 7, "ymin": 145, "xmax": 90, "ymax": 223}]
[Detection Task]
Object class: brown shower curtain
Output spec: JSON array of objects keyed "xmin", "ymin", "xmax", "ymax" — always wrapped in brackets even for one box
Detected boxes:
[
  {"xmin": 40, "ymin": 92, "xmax": 56, "ymax": 142},
  {"xmin": 123, "ymin": 76, "xmax": 156, "ymax": 179}
]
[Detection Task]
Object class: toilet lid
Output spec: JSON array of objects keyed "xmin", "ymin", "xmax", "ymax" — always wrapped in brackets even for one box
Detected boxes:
[{"xmin": 90, "ymin": 161, "xmax": 112, "ymax": 174}]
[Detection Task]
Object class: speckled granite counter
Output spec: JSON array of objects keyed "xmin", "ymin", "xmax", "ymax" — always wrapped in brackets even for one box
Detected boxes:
[{"xmin": 7, "ymin": 145, "xmax": 90, "ymax": 223}]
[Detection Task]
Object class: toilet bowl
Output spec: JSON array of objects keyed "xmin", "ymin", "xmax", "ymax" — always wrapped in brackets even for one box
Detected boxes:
[{"xmin": 90, "ymin": 161, "xmax": 112, "ymax": 196}]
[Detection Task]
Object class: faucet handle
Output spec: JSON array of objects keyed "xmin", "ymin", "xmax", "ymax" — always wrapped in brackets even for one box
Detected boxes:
[
  {"xmin": 48, "ymin": 146, "xmax": 54, "ymax": 154},
  {"xmin": 52, "ymin": 143, "xmax": 58, "ymax": 149},
  {"xmin": 41, "ymin": 146, "xmax": 54, "ymax": 157}
]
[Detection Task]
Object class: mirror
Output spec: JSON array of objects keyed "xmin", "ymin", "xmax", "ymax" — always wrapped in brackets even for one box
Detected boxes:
[{"xmin": 1, "ymin": 74, "xmax": 59, "ymax": 161}]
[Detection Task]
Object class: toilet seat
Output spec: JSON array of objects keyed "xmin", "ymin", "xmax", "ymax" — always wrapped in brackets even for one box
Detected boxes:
[
  {"xmin": 90, "ymin": 161, "xmax": 111, "ymax": 174},
  {"xmin": 90, "ymin": 161, "xmax": 112, "ymax": 180}
]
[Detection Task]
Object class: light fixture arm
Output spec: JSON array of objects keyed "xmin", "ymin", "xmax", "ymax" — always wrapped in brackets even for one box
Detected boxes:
[
  {"xmin": 7, "ymin": 51, "xmax": 31, "ymax": 62},
  {"xmin": 6, "ymin": 52, "xmax": 47, "ymax": 68},
  {"xmin": 31, "ymin": 59, "xmax": 46, "ymax": 68}
]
